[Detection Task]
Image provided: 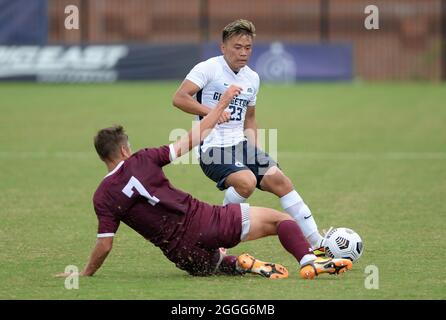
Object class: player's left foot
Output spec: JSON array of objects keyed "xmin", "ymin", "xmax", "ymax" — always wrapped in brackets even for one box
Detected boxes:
[{"xmin": 236, "ymin": 253, "xmax": 289, "ymax": 279}]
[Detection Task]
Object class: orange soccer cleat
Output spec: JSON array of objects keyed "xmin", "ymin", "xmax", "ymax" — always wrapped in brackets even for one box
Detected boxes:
[
  {"xmin": 236, "ymin": 253, "xmax": 289, "ymax": 279},
  {"xmin": 300, "ymin": 257, "xmax": 353, "ymax": 279}
]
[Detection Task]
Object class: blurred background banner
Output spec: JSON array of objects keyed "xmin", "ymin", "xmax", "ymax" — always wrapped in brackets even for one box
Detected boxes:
[
  {"xmin": 0, "ymin": 0, "xmax": 48, "ymax": 45},
  {"xmin": 0, "ymin": 45, "xmax": 127, "ymax": 82},
  {"xmin": 117, "ymin": 44, "xmax": 200, "ymax": 81},
  {"xmin": 0, "ymin": 44, "xmax": 199, "ymax": 82},
  {"xmin": 0, "ymin": 0, "xmax": 444, "ymax": 82},
  {"xmin": 202, "ymin": 42, "xmax": 353, "ymax": 81},
  {"xmin": 0, "ymin": 43, "xmax": 349, "ymax": 82}
]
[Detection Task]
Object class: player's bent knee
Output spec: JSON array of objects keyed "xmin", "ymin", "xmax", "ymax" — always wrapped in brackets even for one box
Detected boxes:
[
  {"xmin": 275, "ymin": 214, "xmax": 294, "ymax": 227},
  {"xmin": 228, "ymin": 171, "xmax": 257, "ymax": 197}
]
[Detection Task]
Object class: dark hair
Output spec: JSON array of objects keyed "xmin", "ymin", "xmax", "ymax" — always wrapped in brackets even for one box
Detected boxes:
[
  {"xmin": 94, "ymin": 125, "xmax": 128, "ymax": 161},
  {"xmin": 222, "ymin": 19, "xmax": 256, "ymax": 42}
]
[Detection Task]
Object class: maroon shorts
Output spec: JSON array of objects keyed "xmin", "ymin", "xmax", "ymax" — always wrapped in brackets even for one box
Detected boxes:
[{"xmin": 164, "ymin": 203, "xmax": 243, "ymax": 276}]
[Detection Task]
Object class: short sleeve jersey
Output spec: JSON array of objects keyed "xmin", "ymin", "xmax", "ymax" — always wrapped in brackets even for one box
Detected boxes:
[
  {"xmin": 92, "ymin": 145, "xmax": 212, "ymax": 252},
  {"xmin": 185, "ymin": 56, "xmax": 260, "ymax": 152}
]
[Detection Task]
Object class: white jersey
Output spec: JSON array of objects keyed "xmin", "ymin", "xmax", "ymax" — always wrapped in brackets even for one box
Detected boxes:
[{"xmin": 185, "ymin": 55, "xmax": 260, "ymax": 152}]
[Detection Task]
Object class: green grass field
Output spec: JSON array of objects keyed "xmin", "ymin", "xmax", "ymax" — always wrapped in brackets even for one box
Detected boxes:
[{"xmin": 0, "ymin": 82, "xmax": 445, "ymax": 299}]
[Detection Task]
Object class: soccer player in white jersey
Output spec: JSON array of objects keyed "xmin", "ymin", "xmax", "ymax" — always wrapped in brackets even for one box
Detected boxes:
[{"xmin": 172, "ymin": 19, "xmax": 325, "ymax": 254}]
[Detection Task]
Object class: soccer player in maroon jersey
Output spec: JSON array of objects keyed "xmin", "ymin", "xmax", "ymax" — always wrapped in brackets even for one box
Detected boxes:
[{"xmin": 56, "ymin": 85, "xmax": 352, "ymax": 280}]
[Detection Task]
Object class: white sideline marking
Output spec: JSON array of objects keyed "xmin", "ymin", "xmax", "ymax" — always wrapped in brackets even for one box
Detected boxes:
[{"xmin": 0, "ymin": 151, "xmax": 445, "ymax": 160}]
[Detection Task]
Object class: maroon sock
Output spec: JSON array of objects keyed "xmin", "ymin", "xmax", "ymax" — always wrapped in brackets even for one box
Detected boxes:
[
  {"xmin": 277, "ymin": 220, "xmax": 313, "ymax": 263},
  {"xmin": 217, "ymin": 255, "xmax": 239, "ymax": 275}
]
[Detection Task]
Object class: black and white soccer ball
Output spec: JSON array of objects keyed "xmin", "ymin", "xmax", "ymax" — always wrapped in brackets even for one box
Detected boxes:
[{"xmin": 323, "ymin": 227, "xmax": 363, "ymax": 263}]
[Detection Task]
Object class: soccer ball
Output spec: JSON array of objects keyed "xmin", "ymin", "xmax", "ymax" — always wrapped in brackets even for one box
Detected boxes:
[{"xmin": 323, "ymin": 227, "xmax": 363, "ymax": 263}]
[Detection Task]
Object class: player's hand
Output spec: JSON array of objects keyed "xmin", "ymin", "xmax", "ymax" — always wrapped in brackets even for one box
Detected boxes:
[
  {"xmin": 218, "ymin": 111, "xmax": 231, "ymax": 124},
  {"xmin": 219, "ymin": 85, "xmax": 242, "ymax": 107}
]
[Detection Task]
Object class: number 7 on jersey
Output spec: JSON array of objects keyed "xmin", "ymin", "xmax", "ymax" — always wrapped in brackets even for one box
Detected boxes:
[{"xmin": 122, "ymin": 176, "xmax": 160, "ymax": 206}]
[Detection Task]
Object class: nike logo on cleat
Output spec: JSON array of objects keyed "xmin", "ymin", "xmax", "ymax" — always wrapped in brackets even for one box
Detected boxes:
[{"xmin": 304, "ymin": 215, "xmax": 312, "ymax": 219}]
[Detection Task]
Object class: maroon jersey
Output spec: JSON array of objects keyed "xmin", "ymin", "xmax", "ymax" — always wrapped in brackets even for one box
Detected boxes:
[{"xmin": 93, "ymin": 145, "xmax": 242, "ymax": 263}]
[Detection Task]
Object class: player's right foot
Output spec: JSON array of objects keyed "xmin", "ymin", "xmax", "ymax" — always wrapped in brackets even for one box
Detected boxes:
[
  {"xmin": 236, "ymin": 253, "xmax": 289, "ymax": 279},
  {"xmin": 300, "ymin": 257, "xmax": 352, "ymax": 279}
]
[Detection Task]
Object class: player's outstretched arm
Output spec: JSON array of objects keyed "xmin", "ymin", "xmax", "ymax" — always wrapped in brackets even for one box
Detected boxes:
[
  {"xmin": 172, "ymin": 85, "xmax": 241, "ymax": 159},
  {"xmin": 80, "ymin": 237, "xmax": 113, "ymax": 276},
  {"xmin": 55, "ymin": 237, "xmax": 113, "ymax": 277}
]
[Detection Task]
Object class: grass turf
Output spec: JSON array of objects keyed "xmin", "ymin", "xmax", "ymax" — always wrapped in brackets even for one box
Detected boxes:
[{"xmin": 0, "ymin": 82, "xmax": 445, "ymax": 299}]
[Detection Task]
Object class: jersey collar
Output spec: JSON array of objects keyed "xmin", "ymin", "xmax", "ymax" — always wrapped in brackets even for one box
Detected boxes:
[
  {"xmin": 220, "ymin": 55, "xmax": 244, "ymax": 76},
  {"xmin": 104, "ymin": 160, "xmax": 124, "ymax": 179}
]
